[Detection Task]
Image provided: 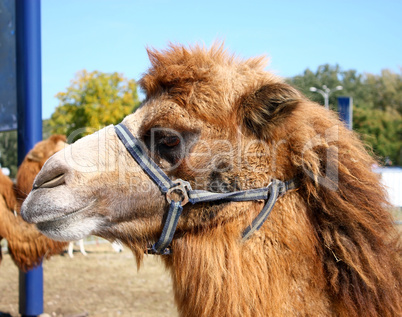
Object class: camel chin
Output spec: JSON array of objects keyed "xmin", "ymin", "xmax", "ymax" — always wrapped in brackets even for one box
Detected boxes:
[
  {"xmin": 36, "ymin": 212, "xmax": 104, "ymax": 242},
  {"xmin": 22, "ymin": 189, "xmax": 103, "ymax": 242}
]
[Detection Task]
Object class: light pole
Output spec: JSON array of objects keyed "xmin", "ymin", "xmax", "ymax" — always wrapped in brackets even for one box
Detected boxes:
[{"xmin": 309, "ymin": 85, "xmax": 343, "ymax": 109}]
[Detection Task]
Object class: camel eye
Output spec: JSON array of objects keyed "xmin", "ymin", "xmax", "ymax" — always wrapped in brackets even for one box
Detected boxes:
[
  {"xmin": 143, "ymin": 128, "xmax": 197, "ymax": 166},
  {"xmin": 162, "ymin": 135, "xmax": 180, "ymax": 148}
]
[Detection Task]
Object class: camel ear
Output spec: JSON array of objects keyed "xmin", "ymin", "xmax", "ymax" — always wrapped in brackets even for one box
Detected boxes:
[
  {"xmin": 27, "ymin": 149, "xmax": 44, "ymax": 162},
  {"xmin": 49, "ymin": 134, "xmax": 67, "ymax": 143},
  {"xmin": 239, "ymin": 82, "xmax": 300, "ymax": 139}
]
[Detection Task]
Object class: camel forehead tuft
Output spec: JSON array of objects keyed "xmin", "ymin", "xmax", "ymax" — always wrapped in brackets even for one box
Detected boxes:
[
  {"xmin": 139, "ymin": 43, "xmax": 274, "ymax": 123},
  {"xmin": 144, "ymin": 42, "xmax": 268, "ymax": 75}
]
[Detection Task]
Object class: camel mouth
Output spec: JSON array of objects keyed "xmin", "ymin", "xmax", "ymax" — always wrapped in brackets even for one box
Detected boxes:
[
  {"xmin": 34, "ymin": 199, "xmax": 102, "ymax": 241},
  {"xmin": 36, "ymin": 200, "xmax": 96, "ymax": 230}
]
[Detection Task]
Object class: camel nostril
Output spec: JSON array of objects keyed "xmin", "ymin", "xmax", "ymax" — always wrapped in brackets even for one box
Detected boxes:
[{"xmin": 34, "ymin": 173, "xmax": 66, "ymax": 189}]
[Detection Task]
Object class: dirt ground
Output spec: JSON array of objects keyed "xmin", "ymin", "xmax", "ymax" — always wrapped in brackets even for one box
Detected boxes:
[
  {"xmin": 0, "ymin": 240, "xmax": 178, "ymax": 317},
  {"xmin": 1, "ymin": 217, "xmax": 401, "ymax": 317}
]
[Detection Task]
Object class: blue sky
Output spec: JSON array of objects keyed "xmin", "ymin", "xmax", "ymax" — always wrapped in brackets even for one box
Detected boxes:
[{"xmin": 41, "ymin": 0, "xmax": 402, "ymax": 119}]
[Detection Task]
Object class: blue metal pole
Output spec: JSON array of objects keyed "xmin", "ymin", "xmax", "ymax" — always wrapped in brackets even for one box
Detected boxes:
[
  {"xmin": 18, "ymin": 266, "xmax": 44, "ymax": 316},
  {"xmin": 15, "ymin": 0, "xmax": 43, "ymax": 316}
]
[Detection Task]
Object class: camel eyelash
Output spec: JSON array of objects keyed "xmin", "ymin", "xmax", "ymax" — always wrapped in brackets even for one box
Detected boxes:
[{"xmin": 160, "ymin": 135, "xmax": 181, "ymax": 148}]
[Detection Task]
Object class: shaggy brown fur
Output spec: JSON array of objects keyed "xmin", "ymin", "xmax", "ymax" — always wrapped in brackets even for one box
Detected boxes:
[
  {"xmin": 21, "ymin": 44, "xmax": 401, "ymax": 316},
  {"xmin": 0, "ymin": 135, "xmax": 68, "ymax": 271},
  {"xmin": 137, "ymin": 45, "xmax": 401, "ymax": 316},
  {"xmin": 0, "ymin": 169, "xmax": 16, "ymax": 212},
  {"xmin": 0, "ymin": 170, "xmax": 17, "ymax": 265}
]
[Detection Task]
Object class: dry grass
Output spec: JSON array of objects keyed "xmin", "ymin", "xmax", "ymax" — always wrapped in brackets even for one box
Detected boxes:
[
  {"xmin": 1, "ymin": 219, "xmax": 400, "ymax": 317},
  {"xmin": 0, "ymin": 239, "xmax": 178, "ymax": 317}
]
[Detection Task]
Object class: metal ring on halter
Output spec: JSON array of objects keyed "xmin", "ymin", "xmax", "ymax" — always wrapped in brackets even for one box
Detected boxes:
[{"xmin": 166, "ymin": 179, "xmax": 191, "ymax": 206}]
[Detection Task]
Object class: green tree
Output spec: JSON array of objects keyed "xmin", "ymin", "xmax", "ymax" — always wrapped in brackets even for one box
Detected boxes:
[
  {"xmin": 287, "ymin": 64, "xmax": 344, "ymax": 109},
  {"xmin": 365, "ymin": 69, "xmax": 402, "ymax": 113},
  {"xmin": 42, "ymin": 119, "xmax": 52, "ymax": 140},
  {"xmin": 49, "ymin": 70, "xmax": 140, "ymax": 140},
  {"xmin": 354, "ymin": 107, "xmax": 402, "ymax": 166},
  {"xmin": 287, "ymin": 65, "xmax": 402, "ymax": 166},
  {"xmin": 0, "ymin": 130, "xmax": 18, "ymax": 178}
]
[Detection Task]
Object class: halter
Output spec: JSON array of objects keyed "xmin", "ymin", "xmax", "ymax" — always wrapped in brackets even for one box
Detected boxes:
[{"xmin": 115, "ymin": 123, "xmax": 297, "ymax": 255}]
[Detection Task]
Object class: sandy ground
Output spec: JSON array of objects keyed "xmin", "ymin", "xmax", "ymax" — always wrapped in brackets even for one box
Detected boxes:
[{"xmin": 0, "ymin": 240, "xmax": 178, "ymax": 317}]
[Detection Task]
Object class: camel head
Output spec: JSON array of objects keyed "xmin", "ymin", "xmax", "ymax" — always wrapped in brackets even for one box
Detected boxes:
[
  {"xmin": 21, "ymin": 45, "xmax": 306, "ymax": 253},
  {"xmin": 26, "ymin": 135, "xmax": 66, "ymax": 164},
  {"xmin": 16, "ymin": 134, "xmax": 67, "ymax": 201},
  {"xmin": 19, "ymin": 44, "xmax": 389, "ymax": 251}
]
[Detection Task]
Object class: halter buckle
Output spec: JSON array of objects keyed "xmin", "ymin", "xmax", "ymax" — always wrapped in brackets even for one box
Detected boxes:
[{"xmin": 166, "ymin": 179, "xmax": 191, "ymax": 206}]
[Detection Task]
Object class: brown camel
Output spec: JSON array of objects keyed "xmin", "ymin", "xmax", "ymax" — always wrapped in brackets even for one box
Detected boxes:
[
  {"xmin": 16, "ymin": 134, "xmax": 67, "ymax": 205},
  {"xmin": 22, "ymin": 44, "xmax": 401, "ymax": 316},
  {"xmin": 0, "ymin": 170, "xmax": 17, "ymax": 265},
  {"xmin": 0, "ymin": 135, "xmax": 68, "ymax": 271}
]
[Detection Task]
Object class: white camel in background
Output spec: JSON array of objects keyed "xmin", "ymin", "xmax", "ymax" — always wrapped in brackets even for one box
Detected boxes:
[{"xmin": 68, "ymin": 240, "xmax": 87, "ymax": 257}]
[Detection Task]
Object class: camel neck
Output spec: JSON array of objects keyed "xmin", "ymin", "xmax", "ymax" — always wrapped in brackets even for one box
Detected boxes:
[{"xmin": 162, "ymin": 198, "xmax": 330, "ymax": 317}]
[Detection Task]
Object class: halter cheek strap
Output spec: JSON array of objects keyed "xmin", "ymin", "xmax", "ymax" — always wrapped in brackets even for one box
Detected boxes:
[{"xmin": 115, "ymin": 123, "xmax": 297, "ymax": 255}]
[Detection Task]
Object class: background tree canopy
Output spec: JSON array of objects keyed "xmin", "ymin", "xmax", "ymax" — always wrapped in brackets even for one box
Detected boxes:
[
  {"xmin": 49, "ymin": 70, "xmax": 140, "ymax": 141},
  {"xmin": 0, "ymin": 66, "xmax": 400, "ymax": 178},
  {"xmin": 0, "ymin": 70, "xmax": 140, "ymax": 178},
  {"xmin": 286, "ymin": 65, "xmax": 401, "ymax": 166},
  {"xmin": 0, "ymin": 130, "xmax": 17, "ymax": 177}
]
